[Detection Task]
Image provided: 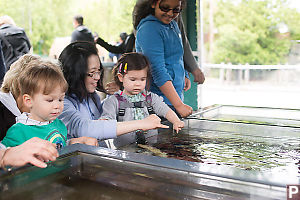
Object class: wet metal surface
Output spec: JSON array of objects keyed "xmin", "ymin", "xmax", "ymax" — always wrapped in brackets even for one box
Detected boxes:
[{"xmin": 0, "ymin": 148, "xmax": 289, "ymax": 200}]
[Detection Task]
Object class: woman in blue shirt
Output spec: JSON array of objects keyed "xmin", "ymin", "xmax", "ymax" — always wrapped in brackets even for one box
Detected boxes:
[{"xmin": 135, "ymin": 0, "xmax": 192, "ymax": 118}]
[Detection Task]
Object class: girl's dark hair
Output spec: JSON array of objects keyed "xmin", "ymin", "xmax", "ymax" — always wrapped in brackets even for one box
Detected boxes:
[
  {"xmin": 112, "ymin": 52, "xmax": 151, "ymax": 91},
  {"xmin": 133, "ymin": 0, "xmax": 157, "ymax": 29},
  {"xmin": 58, "ymin": 41, "xmax": 105, "ymax": 102},
  {"xmin": 133, "ymin": 0, "xmax": 186, "ymax": 29}
]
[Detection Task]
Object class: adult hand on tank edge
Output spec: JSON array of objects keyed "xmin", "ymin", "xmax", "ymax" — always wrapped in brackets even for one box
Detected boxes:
[
  {"xmin": 176, "ymin": 104, "xmax": 193, "ymax": 118},
  {"xmin": 2, "ymin": 137, "xmax": 58, "ymax": 168}
]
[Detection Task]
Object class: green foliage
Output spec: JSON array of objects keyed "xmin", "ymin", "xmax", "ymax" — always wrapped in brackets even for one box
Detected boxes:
[
  {"xmin": 1, "ymin": 0, "xmax": 299, "ymax": 64},
  {"xmin": 0, "ymin": 0, "xmax": 135, "ymax": 55},
  {"xmin": 80, "ymin": 0, "xmax": 136, "ymax": 42},
  {"xmin": 210, "ymin": 0, "xmax": 298, "ymax": 64}
]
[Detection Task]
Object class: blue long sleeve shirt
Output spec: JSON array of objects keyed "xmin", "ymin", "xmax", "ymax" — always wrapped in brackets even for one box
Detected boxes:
[
  {"xmin": 58, "ymin": 93, "xmax": 117, "ymax": 141},
  {"xmin": 135, "ymin": 15, "xmax": 188, "ymax": 106}
]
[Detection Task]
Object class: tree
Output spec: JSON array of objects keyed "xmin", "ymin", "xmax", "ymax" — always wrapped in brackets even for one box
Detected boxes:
[
  {"xmin": 209, "ymin": 0, "xmax": 300, "ymax": 65},
  {"xmin": 0, "ymin": 0, "xmax": 135, "ymax": 55},
  {"xmin": 79, "ymin": 0, "xmax": 135, "ymax": 42}
]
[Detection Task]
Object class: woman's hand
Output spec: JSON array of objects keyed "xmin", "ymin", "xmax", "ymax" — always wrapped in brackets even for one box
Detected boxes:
[
  {"xmin": 105, "ymin": 81, "xmax": 120, "ymax": 94},
  {"xmin": 184, "ymin": 77, "xmax": 191, "ymax": 91},
  {"xmin": 116, "ymin": 115, "xmax": 168, "ymax": 136},
  {"xmin": 69, "ymin": 137, "xmax": 99, "ymax": 146},
  {"xmin": 175, "ymin": 103, "xmax": 193, "ymax": 118},
  {"xmin": 173, "ymin": 120, "xmax": 184, "ymax": 133},
  {"xmin": 140, "ymin": 114, "xmax": 169, "ymax": 131},
  {"xmin": 1, "ymin": 137, "xmax": 58, "ymax": 168}
]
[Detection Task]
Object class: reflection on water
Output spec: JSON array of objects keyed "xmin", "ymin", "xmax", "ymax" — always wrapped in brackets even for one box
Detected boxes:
[{"xmin": 120, "ymin": 120, "xmax": 300, "ymax": 172}]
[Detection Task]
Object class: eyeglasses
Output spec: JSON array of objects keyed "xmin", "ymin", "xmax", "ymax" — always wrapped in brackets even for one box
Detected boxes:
[
  {"xmin": 159, "ymin": 3, "xmax": 182, "ymax": 14},
  {"xmin": 86, "ymin": 70, "xmax": 103, "ymax": 79}
]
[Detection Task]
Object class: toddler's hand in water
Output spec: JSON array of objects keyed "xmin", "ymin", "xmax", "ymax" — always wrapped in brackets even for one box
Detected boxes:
[{"xmin": 173, "ymin": 120, "xmax": 184, "ymax": 133}]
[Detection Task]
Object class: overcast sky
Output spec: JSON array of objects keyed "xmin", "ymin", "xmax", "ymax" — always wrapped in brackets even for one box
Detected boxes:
[{"xmin": 288, "ymin": 0, "xmax": 300, "ymax": 11}]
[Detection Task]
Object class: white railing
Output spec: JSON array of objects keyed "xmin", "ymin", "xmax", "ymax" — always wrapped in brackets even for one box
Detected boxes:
[
  {"xmin": 202, "ymin": 63, "xmax": 300, "ymax": 70},
  {"xmin": 200, "ymin": 63, "xmax": 300, "ymax": 83}
]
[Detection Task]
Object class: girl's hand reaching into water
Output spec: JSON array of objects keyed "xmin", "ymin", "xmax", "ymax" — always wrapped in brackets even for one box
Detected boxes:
[
  {"xmin": 173, "ymin": 120, "xmax": 184, "ymax": 133},
  {"xmin": 116, "ymin": 114, "xmax": 168, "ymax": 136}
]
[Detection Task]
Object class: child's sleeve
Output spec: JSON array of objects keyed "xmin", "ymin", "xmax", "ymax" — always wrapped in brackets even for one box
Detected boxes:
[
  {"xmin": 1, "ymin": 124, "xmax": 26, "ymax": 147},
  {"xmin": 150, "ymin": 93, "xmax": 171, "ymax": 118},
  {"xmin": 59, "ymin": 97, "xmax": 117, "ymax": 140},
  {"xmin": 100, "ymin": 95, "xmax": 118, "ymax": 120}
]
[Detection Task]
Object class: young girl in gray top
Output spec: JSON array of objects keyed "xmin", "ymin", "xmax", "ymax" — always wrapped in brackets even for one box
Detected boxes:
[{"xmin": 101, "ymin": 52, "xmax": 184, "ymax": 148}]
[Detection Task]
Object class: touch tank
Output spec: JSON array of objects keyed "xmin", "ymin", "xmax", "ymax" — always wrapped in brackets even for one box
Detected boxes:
[{"xmin": 0, "ymin": 105, "xmax": 299, "ymax": 199}]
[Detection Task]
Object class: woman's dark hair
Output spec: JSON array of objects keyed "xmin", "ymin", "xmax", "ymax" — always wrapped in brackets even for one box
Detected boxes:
[
  {"xmin": 112, "ymin": 52, "xmax": 151, "ymax": 91},
  {"xmin": 58, "ymin": 41, "xmax": 105, "ymax": 102},
  {"xmin": 133, "ymin": 0, "xmax": 186, "ymax": 29}
]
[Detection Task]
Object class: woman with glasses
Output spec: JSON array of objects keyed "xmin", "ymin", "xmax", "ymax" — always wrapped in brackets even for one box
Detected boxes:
[
  {"xmin": 134, "ymin": 0, "xmax": 193, "ymax": 118},
  {"xmin": 58, "ymin": 41, "xmax": 168, "ymax": 147}
]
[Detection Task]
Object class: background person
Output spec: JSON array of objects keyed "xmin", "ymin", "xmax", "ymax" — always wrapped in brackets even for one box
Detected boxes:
[
  {"xmin": 176, "ymin": 15, "xmax": 205, "ymax": 84},
  {"xmin": 95, "ymin": 31, "xmax": 135, "ymax": 56},
  {"xmin": 0, "ymin": 15, "xmax": 31, "ymax": 70},
  {"xmin": 71, "ymin": 15, "xmax": 94, "ymax": 43},
  {"xmin": 58, "ymin": 41, "xmax": 168, "ymax": 147},
  {"xmin": 108, "ymin": 32, "xmax": 128, "ymax": 61}
]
